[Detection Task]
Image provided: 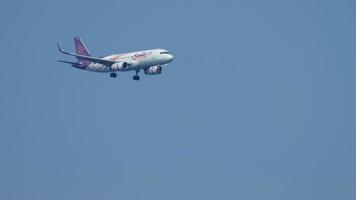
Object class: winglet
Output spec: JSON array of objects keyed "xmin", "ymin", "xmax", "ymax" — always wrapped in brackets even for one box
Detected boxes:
[{"xmin": 57, "ymin": 42, "xmax": 65, "ymax": 53}]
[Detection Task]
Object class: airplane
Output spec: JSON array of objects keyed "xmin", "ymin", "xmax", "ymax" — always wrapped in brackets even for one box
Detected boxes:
[{"xmin": 57, "ymin": 37, "xmax": 174, "ymax": 80}]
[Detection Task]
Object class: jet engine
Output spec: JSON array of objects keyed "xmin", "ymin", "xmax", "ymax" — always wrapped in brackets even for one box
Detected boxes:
[
  {"xmin": 111, "ymin": 62, "xmax": 128, "ymax": 71},
  {"xmin": 144, "ymin": 66, "xmax": 162, "ymax": 75}
]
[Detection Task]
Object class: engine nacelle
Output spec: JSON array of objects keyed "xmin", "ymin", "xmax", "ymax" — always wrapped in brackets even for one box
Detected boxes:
[
  {"xmin": 111, "ymin": 62, "xmax": 128, "ymax": 71},
  {"xmin": 144, "ymin": 66, "xmax": 162, "ymax": 75}
]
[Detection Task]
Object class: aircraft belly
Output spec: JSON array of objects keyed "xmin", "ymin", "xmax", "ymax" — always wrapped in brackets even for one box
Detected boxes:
[
  {"xmin": 129, "ymin": 59, "xmax": 158, "ymax": 71},
  {"xmin": 87, "ymin": 63, "xmax": 111, "ymax": 72}
]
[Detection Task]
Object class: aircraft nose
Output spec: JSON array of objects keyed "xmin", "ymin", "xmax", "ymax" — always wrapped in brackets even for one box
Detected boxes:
[{"xmin": 167, "ymin": 54, "xmax": 174, "ymax": 62}]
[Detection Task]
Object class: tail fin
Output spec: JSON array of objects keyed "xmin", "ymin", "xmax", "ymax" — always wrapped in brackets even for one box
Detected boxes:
[
  {"xmin": 74, "ymin": 37, "xmax": 91, "ymax": 66},
  {"xmin": 74, "ymin": 37, "xmax": 91, "ymax": 56}
]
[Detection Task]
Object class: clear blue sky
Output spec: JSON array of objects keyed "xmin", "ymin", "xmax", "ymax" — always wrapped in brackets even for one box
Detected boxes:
[{"xmin": 1, "ymin": 0, "xmax": 355, "ymax": 199}]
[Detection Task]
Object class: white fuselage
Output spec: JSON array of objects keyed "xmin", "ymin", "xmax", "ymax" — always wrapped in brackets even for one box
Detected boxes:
[{"xmin": 85, "ymin": 49, "xmax": 174, "ymax": 72}]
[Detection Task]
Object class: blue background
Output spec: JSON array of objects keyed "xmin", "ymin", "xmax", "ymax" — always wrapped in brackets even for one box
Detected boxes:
[{"xmin": 1, "ymin": 0, "xmax": 355, "ymax": 199}]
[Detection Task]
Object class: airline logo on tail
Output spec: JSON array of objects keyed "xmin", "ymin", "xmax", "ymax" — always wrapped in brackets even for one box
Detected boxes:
[{"xmin": 74, "ymin": 37, "xmax": 92, "ymax": 66}]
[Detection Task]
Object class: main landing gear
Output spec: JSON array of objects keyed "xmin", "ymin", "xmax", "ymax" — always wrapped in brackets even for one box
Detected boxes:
[
  {"xmin": 109, "ymin": 71, "xmax": 140, "ymax": 80},
  {"xmin": 133, "ymin": 70, "xmax": 140, "ymax": 81}
]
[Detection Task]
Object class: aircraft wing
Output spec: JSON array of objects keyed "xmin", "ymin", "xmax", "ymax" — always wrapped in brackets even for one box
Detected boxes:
[{"xmin": 57, "ymin": 43, "xmax": 115, "ymax": 66}]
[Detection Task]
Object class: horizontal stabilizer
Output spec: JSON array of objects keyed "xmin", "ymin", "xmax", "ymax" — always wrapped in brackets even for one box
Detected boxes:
[
  {"xmin": 57, "ymin": 60, "xmax": 87, "ymax": 69},
  {"xmin": 57, "ymin": 60, "xmax": 77, "ymax": 65}
]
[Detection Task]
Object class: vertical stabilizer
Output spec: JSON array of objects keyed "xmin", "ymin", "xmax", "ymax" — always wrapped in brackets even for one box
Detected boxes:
[{"xmin": 74, "ymin": 37, "xmax": 91, "ymax": 66}]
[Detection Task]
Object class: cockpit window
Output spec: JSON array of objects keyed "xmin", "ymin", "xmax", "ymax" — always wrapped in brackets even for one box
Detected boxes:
[{"xmin": 160, "ymin": 51, "xmax": 170, "ymax": 55}]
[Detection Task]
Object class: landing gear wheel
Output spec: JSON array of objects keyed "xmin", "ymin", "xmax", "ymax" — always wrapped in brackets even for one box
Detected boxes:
[
  {"xmin": 133, "ymin": 70, "xmax": 140, "ymax": 81},
  {"xmin": 110, "ymin": 73, "xmax": 117, "ymax": 78},
  {"xmin": 133, "ymin": 75, "xmax": 140, "ymax": 81}
]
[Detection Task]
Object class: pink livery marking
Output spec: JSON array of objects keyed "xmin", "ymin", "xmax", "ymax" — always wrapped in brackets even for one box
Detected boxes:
[
  {"xmin": 110, "ymin": 55, "xmax": 122, "ymax": 61},
  {"xmin": 133, "ymin": 52, "xmax": 151, "ymax": 60}
]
